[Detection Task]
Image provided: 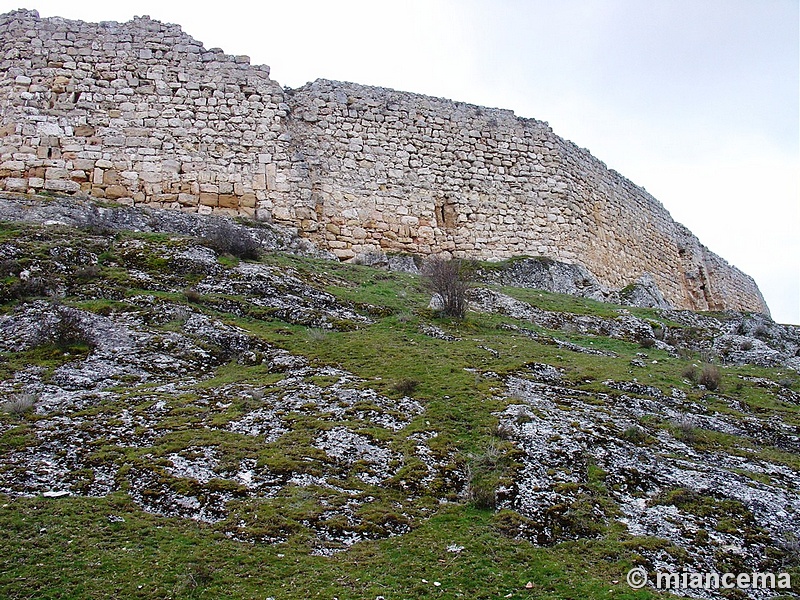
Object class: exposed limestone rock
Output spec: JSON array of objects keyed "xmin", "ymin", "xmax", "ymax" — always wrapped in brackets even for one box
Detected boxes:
[
  {"xmin": 0, "ymin": 212, "xmax": 798, "ymax": 593},
  {"xmin": 0, "ymin": 295, "xmax": 435, "ymax": 550},
  {"xmin": 497, "ymin": 372, "xmax": 800, "ymax": 598},
  {"xmin": 472, "ymin": 288, "xmax": 800, "ymax": 371},
  {"xmin": 468, "ymin": 288, "xmax": 655, "ymax": 344},
  {"xmin": 475, "ymin": 256, "xmax": 614, "ymax": 302},
  {"xmin": 619, "ymin": 274, "xmax": 673, "ymax": 310},
  {"xmin": 0, "ymin": 192, "xmax": 320, "ymax": 257}
]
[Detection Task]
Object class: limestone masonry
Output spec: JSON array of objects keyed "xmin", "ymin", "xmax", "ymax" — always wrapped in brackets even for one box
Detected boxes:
[{"xmin": 0, "ymin": 9, "xmax": 769, "ymax": 314}]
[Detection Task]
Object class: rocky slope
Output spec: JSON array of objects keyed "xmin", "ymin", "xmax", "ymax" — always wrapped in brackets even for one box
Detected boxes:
[{"xmin": 0, "ymin": 195, "xmax": 797, "ymax": 599}]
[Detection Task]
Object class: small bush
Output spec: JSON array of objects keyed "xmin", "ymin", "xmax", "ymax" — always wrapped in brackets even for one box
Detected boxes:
[
  {"xmin": 699, "ymin": 364, "xmax": 722, "ymax": 391},
  {"xmin": 753, "ymin": 325, "xmax": 769, "ymax": 340},
  {"xmin": 184, "ymin": 288, "xmax": 203, "ymax": 303},
  {"xmin": 621, "ymin": 426, "xmax": 650, "ymax": 445},
  {"xmin": 396, "ymin": 312, "xmax": 414, "ymax": 324},
  {"xmin": 171, "ymin": 306, "xmax": 192, "ymax": 323},
  {"xmin": 671, "ymin": 416, "xmax": 699, "ymax": 444},
  {"xmin": 466, "ymin": 465, "xmax": 498, "ymax": 509},
  {"xmin": 682, "ymin": 365, "xmax": 699, "ymax": 383},
  {"xmin": 392, "ymin": 378, "xmax": 419, "ymax": 396},
  {"xmin": 305, "ymin": 328, "xmax": 328, "ymax": 342},
  {"xmin": 496, "ymin": 422, "xmax": 515, "ymax": 440},
  {"xmin": 0, "ymin": 259, "xmax": 20, "ymax": 277},
  {"xmin": 202, "ymin": 220, "xmax": 261, "ymax": 260},
  {"xmin": 74, "ymin": 264, "xmax": 101, "ymax": 280},
  {"xmin": 6, "ymin": 276, "xmax": 50, "ymax": 301},
  {"xmin": 465, "ymin": 441, "xmax": 507, "ymax": 510},
  {"xmin": 699, "ymin": 350, "xmax": 716, "ymax": 364},
  {"xmin": 37, "ymin": 305, "xmax": 94, "ymax": 350},
  {"xmin": 423, "ymin": 256, "xmax": 469, "ymax": 319},
  {"xmin": 1, "ymin": 393, "xmax": 36, "ymax": 417},
  {"xmin": 639, "ymin": 337, "xmax": 656, "ymax": 349},
  {"xmin": 740, "ymin": 340, "xmax": 754, "ymax": 351},
  {"xmin": 180, "ymin": 562, "xmax": 215, "ymax": 592}
]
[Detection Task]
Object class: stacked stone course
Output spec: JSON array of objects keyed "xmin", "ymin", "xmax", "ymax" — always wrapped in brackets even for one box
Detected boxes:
[
  {"xmin": 0, "ymin": 9, "xmax": 769, "ymax": 314},
  {"xmin": 0, "ymin": 9, "xmax": 288, "ymax": 217}
]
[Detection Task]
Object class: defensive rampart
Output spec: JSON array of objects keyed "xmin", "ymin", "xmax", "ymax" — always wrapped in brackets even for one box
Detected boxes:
[{"xmin": 0, "ymin": 9, "xmax": 769, "ymax": 313}]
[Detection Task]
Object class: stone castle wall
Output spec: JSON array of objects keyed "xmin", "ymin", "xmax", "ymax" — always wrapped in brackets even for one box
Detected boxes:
[{"xmin": 0, "ymin": 9, "xmax": 769, "ymax": 314}]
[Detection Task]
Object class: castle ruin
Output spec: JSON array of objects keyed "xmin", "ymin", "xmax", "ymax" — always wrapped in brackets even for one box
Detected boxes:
[{"xmin": 0, "ymin": 9, "xmax": 769, "ymax": 314}]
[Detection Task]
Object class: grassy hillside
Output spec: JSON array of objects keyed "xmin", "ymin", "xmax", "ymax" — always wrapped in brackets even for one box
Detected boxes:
[{"xmin": 0, "ymin": 212, "xmax": 797, "ymax": 599}]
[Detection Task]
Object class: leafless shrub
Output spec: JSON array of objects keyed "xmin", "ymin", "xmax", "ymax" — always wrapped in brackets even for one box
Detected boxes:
[
  {"xmin": 179, "ymin": 561, "xmax": 215, "ymax": 592},
  {"xmin": 184, "ymin": 287, "xmax": 203, "ymax": 303},
  {"xmin": 513, "ymin": 405, "xmax": 532, "ymax": 426},
  {"xmin": 740, "ymin": 339, "xmax": 754, "ymax": 351},
  {"xmin": 671, "ymin": 415, "xmax": 699, "ymax": 444},
  {"xmin": 423, "ymin": 256, "xmax": 469, "ymax": 319},
  {"xmin": 171, "ymin": 306, "xmax": 192, "ymax": 323},
  {"xmin": 305, "ymin": 328, "xmax": 328, "ymax": 342},
  {"xmin": 74, "ymin": 264, "xmax": 101, "ymax": 280},
  {"xmin": 682, "ymin": 365, "xmax": 699, "ymax": 383},
  {"xmin": 1, "ymin": 393, "xmax": 37, "ymax": 417},
  {"xmin": 37, "ymin": 305, "xmax": 94, "ymax": 350},
  {"xmin": 201, "ymin": 220, "xmax": 261, "ymax": 260},
  {"xmin": 753, "ymin": 325, "xmax": 769, "ymax": 340},
  {"xmin": 392, "ymin": 378, "xmax": 419, "ymax": 396},
  {"xmin": 699, "ymin": 350, "xmax": 716, "ymax": 364},
  {"xmin": 639, "ymin": 337, "xmax": 656, "ymax": 349},
  {"xmin": 699, "ymin": 364, "xmax": 722, "ymax": 391},
  {"xmin": 0, "ymin": 259, "xmax": 20, "ymax": 277},
  {"xmin": 7, "ymin": 276, "xmax": 50, "ymax": 301},
  {"xmin": 496, "ymin": 422, "xmax": 515, "ymax": 440}
]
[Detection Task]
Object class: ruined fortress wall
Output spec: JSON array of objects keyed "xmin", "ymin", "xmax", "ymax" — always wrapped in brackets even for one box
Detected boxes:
[
  {"xmin": 279, "ymin": 80, "xmax": 768, "ymax": 313},
  {"xmin": 0, "ymin": 9, "xmax": 290, "ymax": 217},
  {"xmin": 0, "ymin": 9, "xmax": 769, "ymax": 314}
]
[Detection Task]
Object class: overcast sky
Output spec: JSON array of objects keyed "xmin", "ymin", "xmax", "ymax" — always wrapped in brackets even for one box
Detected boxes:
[{"xmin": 6, "ymin": 0, "xmax": 798, "ymax": 323}]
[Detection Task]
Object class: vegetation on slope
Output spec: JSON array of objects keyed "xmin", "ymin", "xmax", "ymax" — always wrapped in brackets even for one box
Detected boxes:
[{"xmin": 0, "ymin": 216, "xmax": 797, "ymax": 599}]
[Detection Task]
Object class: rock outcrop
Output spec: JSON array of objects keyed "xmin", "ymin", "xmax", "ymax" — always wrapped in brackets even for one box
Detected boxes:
[
  {"xmin": 0, "ymin": 209, "xmax": 798, "ymax": 596},
  {"xmin": 0, "ymin": 9, "xmax": 769, "ymax": 314}
]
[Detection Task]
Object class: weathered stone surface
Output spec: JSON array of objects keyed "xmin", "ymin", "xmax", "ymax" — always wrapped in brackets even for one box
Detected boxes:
[
  {"xmin": 0, "ymin": 192, "xmax": 319, "ymax": 257},
  {"xmin": 0, "ymin": 9, "xmax": 768, "ymax": 315},
  {"xmin": 497, "ymin": 373, "xmax": 800, "ymax": 581},
  {"xmin": 0, "ymin": 228, "xmax": 440, "ymax": 551},
  {"xmin": 619, "ymin": 273, "xmax": 673, "ymax": 309},
  {"xmin": 475, "ymin": 256, "xmax": 615, "ymax": 302}
]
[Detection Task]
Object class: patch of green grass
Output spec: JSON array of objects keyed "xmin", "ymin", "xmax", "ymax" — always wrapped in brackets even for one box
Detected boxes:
[
  {"xmin": 0, "ymin": 221, "xmax": 27, "ymax": 242},
  {"xmin": 498, "ymin": 285, "xmax": 627, "ymax": 319},
  {"xmin": 0, "ymin": 495, "xmax": 670, "ymax": 600}
]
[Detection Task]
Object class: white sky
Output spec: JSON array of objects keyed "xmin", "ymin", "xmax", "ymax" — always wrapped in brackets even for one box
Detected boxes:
[{"xmin": 6, "ymin": 0, "xmax": 798, "ymax": 323}]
